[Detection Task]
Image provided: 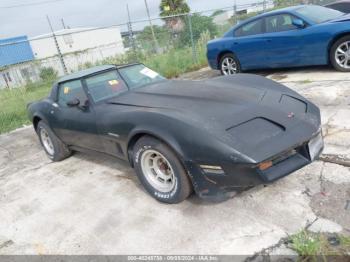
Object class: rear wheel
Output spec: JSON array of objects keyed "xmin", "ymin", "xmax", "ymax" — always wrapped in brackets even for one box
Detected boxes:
[
  {"xmin": 133, "ymin": 136, "xmax": 192, "ymax": 204},
  {"xmin": 219, "ymin": 53, "xmax": 241, "ymax": 75},
  {"xmin": 330, "ymin": 36, "xmax": 350, "ymax": 72},
  {"xmin": 36, "ymin": 121, "xmax": 72, "ymax": 161}
]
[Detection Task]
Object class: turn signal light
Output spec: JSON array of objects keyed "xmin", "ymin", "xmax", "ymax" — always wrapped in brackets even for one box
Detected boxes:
[{"xmin": 258, "ymin": 161, "xmax": 273, "ymax": 171}]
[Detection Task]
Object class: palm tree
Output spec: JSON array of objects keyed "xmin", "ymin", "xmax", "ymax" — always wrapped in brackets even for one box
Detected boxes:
[
  {"xmin": 159, "ymin": 0, "xmax": 190, "ymax": 33},
  {"xmin": 160, "ymin": 0, "xmax": 190, "ymax": 16}
]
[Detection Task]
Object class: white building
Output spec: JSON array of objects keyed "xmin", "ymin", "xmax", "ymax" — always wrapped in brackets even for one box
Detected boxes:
[
  {"xmin": 29, "ymin": 27, "xmax": 125, "ymax": 74},
  {"xmin": 213, "ymin": 11, "xmax": 235, "ymax": 26},
  {"xmin": 30, "ymin": 27, "xmax": 125, "ymax": 59},
  {"xmin": 0, "ymin": 27, "xmax": 125, "ymax": 88}
]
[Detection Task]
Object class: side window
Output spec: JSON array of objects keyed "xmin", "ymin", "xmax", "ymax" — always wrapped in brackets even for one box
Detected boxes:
[
  {"xmin": 337, "ymin": 3, "xmax": 350, "ymax": 13},
  {"xmin": 58, "ymin": 80, "xmax": 87, "ymax": 107},
  {"xmin": 85, "ymin": 70, "xmax": 128, "ymax": 103},
  {"xmin": 265, "ymin": 14, "xmax": 298, "ymax": 33},
  {"xmin": 235, "ymin": 19, "xmax": 264, "ymax": 37}
]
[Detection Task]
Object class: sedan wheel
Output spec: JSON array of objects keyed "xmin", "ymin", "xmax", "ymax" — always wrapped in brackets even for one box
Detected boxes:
[
  {"xmin": 331, "ymin": 36, "xmax": 350, "ymax": 72},
  {"xmin": 335, "ymin": 41, "xmax": 350, "ymax": 69},
  {"xmin": 220, "ymin": 53, "xmax": 241, "ymax": 75}
]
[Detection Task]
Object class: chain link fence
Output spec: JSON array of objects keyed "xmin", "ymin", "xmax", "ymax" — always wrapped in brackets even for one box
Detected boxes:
[
  {"xmin": 0, "ymin": 0, "xmax": 338, "ymax": 90},
  {"xmin": 0, "ymin": 0, "xmax": 339, "ymax": 133}
]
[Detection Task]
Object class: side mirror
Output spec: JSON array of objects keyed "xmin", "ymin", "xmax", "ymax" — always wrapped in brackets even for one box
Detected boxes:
[
  {"xmin": 292, "ymin": 18, "xmax": 305, "ymax": 29},
  {"xmin": 66, "ymin": 98, "xmax": 80, "ymax": 107}
]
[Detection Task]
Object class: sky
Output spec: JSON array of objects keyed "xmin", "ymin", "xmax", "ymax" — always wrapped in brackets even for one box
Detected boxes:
[{"xmin": 0, "ymin": 0, "xmax": 257, "ymax": 38}]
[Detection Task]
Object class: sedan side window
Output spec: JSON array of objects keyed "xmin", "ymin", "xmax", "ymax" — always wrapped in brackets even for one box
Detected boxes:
[
  {"xmin": 235, "ymin": 19, "xmax": 264, "ymax": 37},
  {"xmin": 265, "ymin": 14, "xmax": 298, "ymax": 33},
  {"xmin": 58, "ymin": 80, "xmax": 87, "ymax": 107},
  {"xmin": 333, "ymin": 3, "xmax": 350, "ymax": 13}
]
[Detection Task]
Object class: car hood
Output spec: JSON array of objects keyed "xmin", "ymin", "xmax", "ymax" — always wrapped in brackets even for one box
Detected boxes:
[{"xmin": 107, "ymin": 75, "xmax": 321, "ymax": 162}]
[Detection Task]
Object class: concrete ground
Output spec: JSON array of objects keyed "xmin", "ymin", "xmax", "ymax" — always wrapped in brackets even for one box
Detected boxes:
[{"xmin": 0, "ymin": 67, "xmax": 349, "ymax": 256}]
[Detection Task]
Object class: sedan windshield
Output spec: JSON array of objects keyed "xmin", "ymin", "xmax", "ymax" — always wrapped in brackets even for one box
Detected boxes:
[
  {"xmin": 295, "ymin": 5, "xmax": 344, "ymax": 24},
  {"xmin": 119, "ymin": 64, "xmax": 166, "ymax": 89}
]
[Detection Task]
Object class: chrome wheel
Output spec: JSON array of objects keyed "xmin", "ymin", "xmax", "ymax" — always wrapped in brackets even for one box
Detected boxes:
[
  {"xmin": 40, "ymin": 128, "xmax": 54, "ymax": 156},
  {"xmin": 221, "ymin": 57, "xmax": 238, "ymax": 75},
  {"xmin": 335, "ymin": 41, "xmax": 350, "ymax": 69},
  {"xmin": 141, "ymin": 149, "xmax": 176, "ymax": 193}
]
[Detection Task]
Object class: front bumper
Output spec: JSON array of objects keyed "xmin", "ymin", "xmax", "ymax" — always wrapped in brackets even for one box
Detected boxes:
[{"xmin": 185, "ymin": 133, "xmax": 324, "ymax": 201}]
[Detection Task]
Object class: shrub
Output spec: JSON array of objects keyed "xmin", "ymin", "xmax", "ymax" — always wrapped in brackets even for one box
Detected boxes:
[{"xmin": 39, "ymin": 67, "xmax": 58, "ymax": 81}]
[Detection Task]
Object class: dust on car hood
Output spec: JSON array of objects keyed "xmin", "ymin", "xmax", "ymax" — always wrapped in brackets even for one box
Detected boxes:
[{"xmin": 107, "ymin": 75, "xmax": 321, "ymax": 161}]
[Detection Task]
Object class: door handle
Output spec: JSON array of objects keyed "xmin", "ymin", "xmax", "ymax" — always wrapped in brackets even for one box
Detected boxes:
[{"xmin": 266, "ymin": 39, "xmax": 272, "ymax": 43}]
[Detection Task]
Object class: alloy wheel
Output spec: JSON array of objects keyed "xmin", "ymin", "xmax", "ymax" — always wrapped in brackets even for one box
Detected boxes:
[
  {"xmin": 335, "ymin": 41, "xmax": 350, "ymax": 69},
  {"xmin": 221, "ymin": 57, "xmax": 238, "ymax": 75}
]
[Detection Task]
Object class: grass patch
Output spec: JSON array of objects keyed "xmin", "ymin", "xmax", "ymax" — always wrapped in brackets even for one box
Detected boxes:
[
  {"xmin": 289, "ymin": 230, "xmax": 350, "ymax": 259},
  {"xmin": 0, "ymin": 47, "xmax": 208, "ymax": 134},
  {"xmin": 0, "ymin": 81, "xmax": 52, "ymax": 134}
]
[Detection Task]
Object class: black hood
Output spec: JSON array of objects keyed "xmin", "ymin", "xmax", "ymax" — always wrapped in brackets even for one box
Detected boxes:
[
  {"xmin": 107, "ymin": 75, "xmax": 315, "ymax": 129},
  {"xmin": 107, "ymin": 75, "xmax": 321, "ymax": 162}
]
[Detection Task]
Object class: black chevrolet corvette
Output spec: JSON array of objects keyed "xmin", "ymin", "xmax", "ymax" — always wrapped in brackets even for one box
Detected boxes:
[{"xmin": 27, "ymin": 63, "xmax": 324, "ymax": 203}]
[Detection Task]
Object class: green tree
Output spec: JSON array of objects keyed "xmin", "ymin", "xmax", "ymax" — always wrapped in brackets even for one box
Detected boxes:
[
  {"xmin": 137, "ymin": 25, "xmax": 172, "ymax": 51},
  {"xmin": 179, "ymin": 14, "xmax": 218, "ymax": 46}
]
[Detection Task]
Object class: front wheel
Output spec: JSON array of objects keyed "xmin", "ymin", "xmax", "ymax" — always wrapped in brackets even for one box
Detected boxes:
[
  {"xmin": 219, "ymin": 53, "xmax": 241, "ymax": 75},
  {"xmin": 330, "ymin": 36, "xmax": 350, "ymax": 72},
  {"xmin": 133, "ymin": 136, "xmax": 192, "ymax": 204}
]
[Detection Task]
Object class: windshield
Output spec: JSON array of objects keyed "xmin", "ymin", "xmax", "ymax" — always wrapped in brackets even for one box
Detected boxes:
[
  {"xmin": 295, "ymin": 5, "xmax": 344, "ymax": 24},
  {"xmin": 119, "ymin": 64, "xmax": 166, "ymax": 89}
]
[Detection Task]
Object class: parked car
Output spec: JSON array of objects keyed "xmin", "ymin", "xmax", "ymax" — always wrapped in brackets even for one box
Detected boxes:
[
  {"xmin": 207, "ymin": 5, "xmax": 350, "ymax": 75},
  {"xmin": 325, "ymin": 0, "xmax": 350, "ymax": 13},
  {"xmin": 27, "ymin": 64, "xmax": 324, "ymax": 203}
]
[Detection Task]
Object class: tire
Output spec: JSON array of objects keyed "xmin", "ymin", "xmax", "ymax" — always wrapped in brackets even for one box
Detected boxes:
[
  {"xmin": 219, "ymin": 53, "xmax": 241, "ymax": 75},
  {"xmin": 330, "ymin": 35, "xmax": 350, "ymax": 72},
  {"xmin": 133, "ymin": 136, "xmax": 192, "ymax": 204},
  {"xmin": 36, "ymin": 121, "xmax": 72, "ymax": 162}
]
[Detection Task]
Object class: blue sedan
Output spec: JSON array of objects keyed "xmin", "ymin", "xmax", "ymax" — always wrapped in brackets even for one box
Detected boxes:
[{"xmin": 207, "ymin": 5, "xmax": 350, "ymax": 75}]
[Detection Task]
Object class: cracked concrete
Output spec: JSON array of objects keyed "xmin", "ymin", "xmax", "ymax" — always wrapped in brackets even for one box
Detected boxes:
[{"xmin": 0, "ymin": 67, "xmax": 349, "ymax": 255}]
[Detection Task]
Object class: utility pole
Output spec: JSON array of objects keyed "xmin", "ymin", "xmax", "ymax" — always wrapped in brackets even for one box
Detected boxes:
[
  {"xmin": 126, "ymin": 4, "xmax": 137, "ymax": 61},
  {"xmin": 263, "ymin": 0, "xmax": 267, "ymax": 12},
  {"xmin": 144, "ymin": 0, "xmax": 159, "ymax": 53},
  {"xmin": 46, "ymin": 15, "xmax": 67, "ymax": 74}
]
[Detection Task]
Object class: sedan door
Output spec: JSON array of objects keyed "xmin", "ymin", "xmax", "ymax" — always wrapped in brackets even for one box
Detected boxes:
[
  {"xmin": 49, "ymin": 79, "xmax": 103, "ymax": 152},
  {"xmin": 233, "ymin": 18, "xmax": 268, "ymax": 70},
  {"xmin": 263, "ymin": 14, "xmax": 304, "ymax": 68}
]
